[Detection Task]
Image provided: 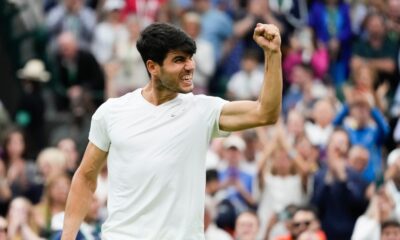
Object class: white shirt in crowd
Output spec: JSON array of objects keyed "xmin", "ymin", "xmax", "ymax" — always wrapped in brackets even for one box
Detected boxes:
[
  {"xmin": 227, "ymin": 68, "xmax": 264, "ymax": 100},
  {"xmin": 89, "ymin": 89, "xmax": 228, "ymax": 240}
]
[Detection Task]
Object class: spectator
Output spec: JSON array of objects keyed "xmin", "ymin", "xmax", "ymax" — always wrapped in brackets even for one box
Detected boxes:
[
  {"xmin": 91, "ymin": 0, "xmax": 128, "ymax": 64},
  {"xmin": 7, "ymin": 197, "xmax": 43, "ymax": 240},
  {"xmin": 36, "ymin": 147, "xmax": 67, "ymax": 185},
  {"xmin": 257, "ymin": 125, "xmax": 310, "ymax": 240},
  {"xmin": 15, "ymin": 59, "xmax": 50, "ymax": 158},
  {"xmin": 46, "ymin": 0, "xmax": 97, "ymax": 50},
  {"xmin": 343, "ymin": 63, "xmax": 389, "ymax": 114},
  {"xmin": 381, "ymin": 220, "xmax": 400, "ymax": 240},
  {"xmin": 49, "ymin": 195, "xmax": 102, "ymax": 240},
  {"xmin": 1, "ymin": 128, "xmax": 41, "ymax": 204},
  {"xmin": 333, "ymin": 90, "xmax": 390, "ymax": 182},
  {"xmin": 351, "ymin": 189, "xmax": 396, "ymax": 240},
  {"xmin": 283, "ymin": 27, "xmax": 329, "ymax": 83},
  {"xmin": 308, "ymin": 0, "xmax": 352, "ymax": 86},
  {"xmin": 106, "ymin": 14, "xmax": 148, "ymax": 97},
  {"xmin": 348, "ymin": 145, "xmax": 370, "ymax": 174},
  {"xmin": 193, "ymin": 0, "xmax": 233, "ymax": 62},
  {"xmin": 351, "ymin": 12, "xmax": 398, "ymax": 90},
  {"xmin": 181, "ymin": 11, "xmax": 215, "ymax": 94},
  {"xmin": 50, "ymin": 31, "xmax": 105, "ymax": 112},
  {"xmin": 311, "ymin": 128, "xmax": 369, "ymax": 240},
  {"xmin": 33, "ymin": 174, "xmax": 71, "ymax": 238},
  {"xmin": 56, "ymin": 137, "xmax": 79, "ymax": 177},
  {"xmin": 283, "ymin": 64, "xmax": 329, "ymax": 116},
  {"xmin": 275, "ymin": 205, "xmax": 326, "ymax": 240},
  {"xmin": 218, "ymin": 135, "xmax": 256, "ymax": 215},
  {"xmin": 304, "ymin": 99, "xmax": 335, "ymax": 149},
  {"xmin": 226, "ymin": 49, "xmax": 264, "ymax": 101},
  {"xmin": 234, "ymin": 211, "xmax": 259, "ymax": 240},
  {"xmin": 205, "ymin": 202, "xmax": 232, "ymax": 240}
]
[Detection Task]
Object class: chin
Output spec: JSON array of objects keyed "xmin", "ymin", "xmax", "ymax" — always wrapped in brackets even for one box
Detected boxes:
[{"xmin": 179, "ymin": 85, "xmax": 194, "ymax": 94}]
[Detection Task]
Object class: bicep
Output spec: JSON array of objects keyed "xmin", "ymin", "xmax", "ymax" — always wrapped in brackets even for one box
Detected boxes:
[
  {"xmin": 76, "ymin": 142, "xmax": 108, "ymax": 182},
  {"xmin": 219, "ymin": 100, "xmax": 263, "ymax": 132}
]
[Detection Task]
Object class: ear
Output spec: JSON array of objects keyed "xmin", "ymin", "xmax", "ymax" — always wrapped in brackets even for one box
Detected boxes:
[{"xmin": 146, "ymin": 60, "xmax": 159, "ymax": 78}]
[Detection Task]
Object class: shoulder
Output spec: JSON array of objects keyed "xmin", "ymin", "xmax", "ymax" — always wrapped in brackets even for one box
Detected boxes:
[{"xmin": 92, "ymin": 93, "xmax": 132, "ymax": 119}]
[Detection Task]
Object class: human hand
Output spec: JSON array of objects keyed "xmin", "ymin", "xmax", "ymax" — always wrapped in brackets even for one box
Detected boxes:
[{"xmin": 253, "ymin": 23, "xmax": 281, "ymax": 54}]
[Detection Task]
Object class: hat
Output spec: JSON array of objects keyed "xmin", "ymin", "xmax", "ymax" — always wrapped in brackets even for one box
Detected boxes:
[
  {"xmin": 388, "ymin": 148, "xmax": 400, "ymax": 166},
  {"xmin": 103, "ymin": 0, "xmax": 125, "ymax": 11},
  {"xmin": 223, "ymin": 135, "xmax": 246, "ymax": 151},
  {"xmin": 17, "ymin": 59, "xmax": 50, "ymax": 82}
]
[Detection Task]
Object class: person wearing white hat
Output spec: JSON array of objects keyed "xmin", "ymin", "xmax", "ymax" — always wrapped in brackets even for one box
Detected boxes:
[{"xmin": 16, "ymin": 59, "xmax": 51, "ymax": 157}]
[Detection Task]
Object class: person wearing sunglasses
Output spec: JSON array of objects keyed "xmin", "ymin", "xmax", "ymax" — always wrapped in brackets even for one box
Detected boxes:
[{"xmin": 275, "ymin": 206, "xmax": 326, "ymax": 240}]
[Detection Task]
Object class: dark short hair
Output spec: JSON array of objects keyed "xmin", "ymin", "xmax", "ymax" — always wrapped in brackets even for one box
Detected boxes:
[
  {"xmin": 206, "ymin": 169, "xmax": 219, "ymax": 183},
  {"xmin": 136, "ymin": 22, "xmax": 196, "ymax": 67},
  {"xmin": 382, "ymin": 220, "xmax": 400, "ymax": 231},
  {"xmin": 292, "ymin": 205, "xmax": 318, "ymax": 219}
]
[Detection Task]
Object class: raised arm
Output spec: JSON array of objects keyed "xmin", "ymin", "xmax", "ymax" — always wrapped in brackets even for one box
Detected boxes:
[
  {"xmin": 219, "ymin": 23, "xmax": 282, "ymax": 132},
  {"xmin": 61, "ymin": 142, "xmax": 107, "ymax": 240}
]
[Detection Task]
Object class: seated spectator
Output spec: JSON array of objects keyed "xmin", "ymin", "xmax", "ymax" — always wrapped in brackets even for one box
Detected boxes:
[
  {"xmin": 275, "ymin": 205, "xmax": 326, "ymax": 240},
  {"xmin": 343, "ymin": 63, "xmax": 388, "ymax": 114},
  {"xmin": 381, "ymin": 220, "xmax": 400, "ymax": 240},
  {"xmin": 181, "ymin": 11, "xmax": 215, "ymax": 95},
  {"xmin": 218, "ymin": 136, "xmax": 256, "ymax": 215},
  {"xmin": 348, "ymin": 145, "xmax": 370, "ymax": 174},
  {"xmin": 226, "ymin": 49, "xmax": 263, "ymax": 101},
  {"xmin": 351, "ymin": 12, "xmax": 398, "ymax": 90},
  {"xmin": 106, "ymin": 15, "xmax": 148, "ymax": 97},
  {"xmin": 7, "ymin": 197, "xmax": 43, "ymax": 240},
  {"xmin": 308, "ymin": 0, "xmax": 352, "ymax": 86},
  {"xmin": 234, "ymin": 211, "xmax": 259, "ymax": 240},
  {"xmin": 49, "ymin": 195, "xmax": 102, "ymax": 240},
  {"xmin": 15, "ymin": 59, "xmax": 50, "ymax": 157},
  {"xmin": 33, "ymin": 174, "xmax": 71, "ymax": 238},
  {"xmin": 283, "ymin": 27, "xmax": 329, "ymax": 83},
  {"xmin": 46, "ymin": 0, "xmax": 96, "ymax": 50},
  {"xmin": 333, "ymin": 90, "xmax": 390, "ymax": 182},
  {"xmin": 1, "ymin": 127, "xmax": 41, "ymax": 204},
  {"xmin": 205, "ymin": 202, "xmax": 232, "ymax": 240},
  {"xmin": 283, "ymin": 64, "xmax": 329, "ymax": 116},
  {"xmin": 304, "ymin": 99, "xmax": 335, "ymax": 149},
  {"xmin": 56, "ymin": 137, "xmax": 79, "ymax": 176},
  {"xmin": 91, "ymin": 0, "xmax": 127, "ymax": 65},
  {"xmin": 311, "ymin": 128, "xmax": 369, "ymax": 240},
  {"xmin": 351, "ymin": 188, "xmax": 396, "ymax": 240},
  {"xmin": 36, "ymin": 147, "xmax": 67, "ymax": 185},
  {"xmin": 50, "ymin": 31, "xmax": 105, "ymax": 113}
]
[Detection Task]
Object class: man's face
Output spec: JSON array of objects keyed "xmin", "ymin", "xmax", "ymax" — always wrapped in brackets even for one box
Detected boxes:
[
  {"xmin": 156, "ymin": 50, "xmax": 195, "ymax": 94},
  {"xmin": 235, "ymin": 213, "xmax": 259, "ymax": 240},
  {"xmin": 290, "ymin": 211, "xmax": 316, "ymax": 238},
  {"xmin": 382, "ymin": 226, "xmax": 400, "ymax": 240}
]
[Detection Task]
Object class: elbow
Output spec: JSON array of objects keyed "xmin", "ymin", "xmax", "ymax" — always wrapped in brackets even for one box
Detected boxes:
[{"xmin": 257, "ymin": 105, "xmax": 281, "ymax": 126}]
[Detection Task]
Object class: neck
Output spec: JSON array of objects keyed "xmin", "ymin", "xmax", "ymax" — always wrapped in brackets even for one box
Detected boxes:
[{"xmin": 142, "ymin": 82, "xmax": 178, "ymax": 106}]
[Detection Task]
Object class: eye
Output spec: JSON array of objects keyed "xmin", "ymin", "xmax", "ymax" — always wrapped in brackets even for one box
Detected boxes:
[{"xmin": 174, "ymin": 57, "xmax": 185, "ymax": 63}]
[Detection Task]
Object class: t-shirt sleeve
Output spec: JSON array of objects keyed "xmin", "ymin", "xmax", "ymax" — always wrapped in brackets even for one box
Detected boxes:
[
  {"xmin": 88, "ymin": 100, "xmax": 111, "ymax": 152},
  {"xmin": 196, "ymin": 95, "xmax": 230, "ymax": 139}
]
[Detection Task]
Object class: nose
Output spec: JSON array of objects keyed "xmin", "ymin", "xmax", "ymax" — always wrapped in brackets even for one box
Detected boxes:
[{"xmin": 184, "ymin": 58, "xmax": 195, "ymax": 71}]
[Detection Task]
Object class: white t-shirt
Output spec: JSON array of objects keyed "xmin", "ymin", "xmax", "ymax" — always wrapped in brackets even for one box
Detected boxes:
[{"xmin": 89, "ymin": 89, "xmax": 228, "ymax": 240}]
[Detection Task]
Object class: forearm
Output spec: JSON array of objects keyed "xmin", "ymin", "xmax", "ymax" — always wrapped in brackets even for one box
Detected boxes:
[
  {"xmin": 257, "ymin": 51, "xmax": 282, "ymax": 124},
  {"xmin": 61, "ymin": 170, "xmax": 97, "ymax": 240},
  {"xmin": 368, "ymin": 59, "xmax": 396, "ymax": 73}
]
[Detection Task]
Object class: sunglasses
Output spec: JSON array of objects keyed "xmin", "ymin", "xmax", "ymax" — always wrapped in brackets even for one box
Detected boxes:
[{"xmin": 292, "ymin": 220, "xmax": 312, "ymax": 228}]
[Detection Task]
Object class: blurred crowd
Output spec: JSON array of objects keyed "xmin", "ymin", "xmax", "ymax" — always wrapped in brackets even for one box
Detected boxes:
[{"xmin": 1, "ymin": 0, "xmax": 400, "ymax": 239}]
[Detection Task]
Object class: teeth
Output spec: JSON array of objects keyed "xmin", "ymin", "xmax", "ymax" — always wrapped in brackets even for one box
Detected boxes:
[{"xmin": 183, "ymin": 75, "xmax": 192, "ymax": 80}]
